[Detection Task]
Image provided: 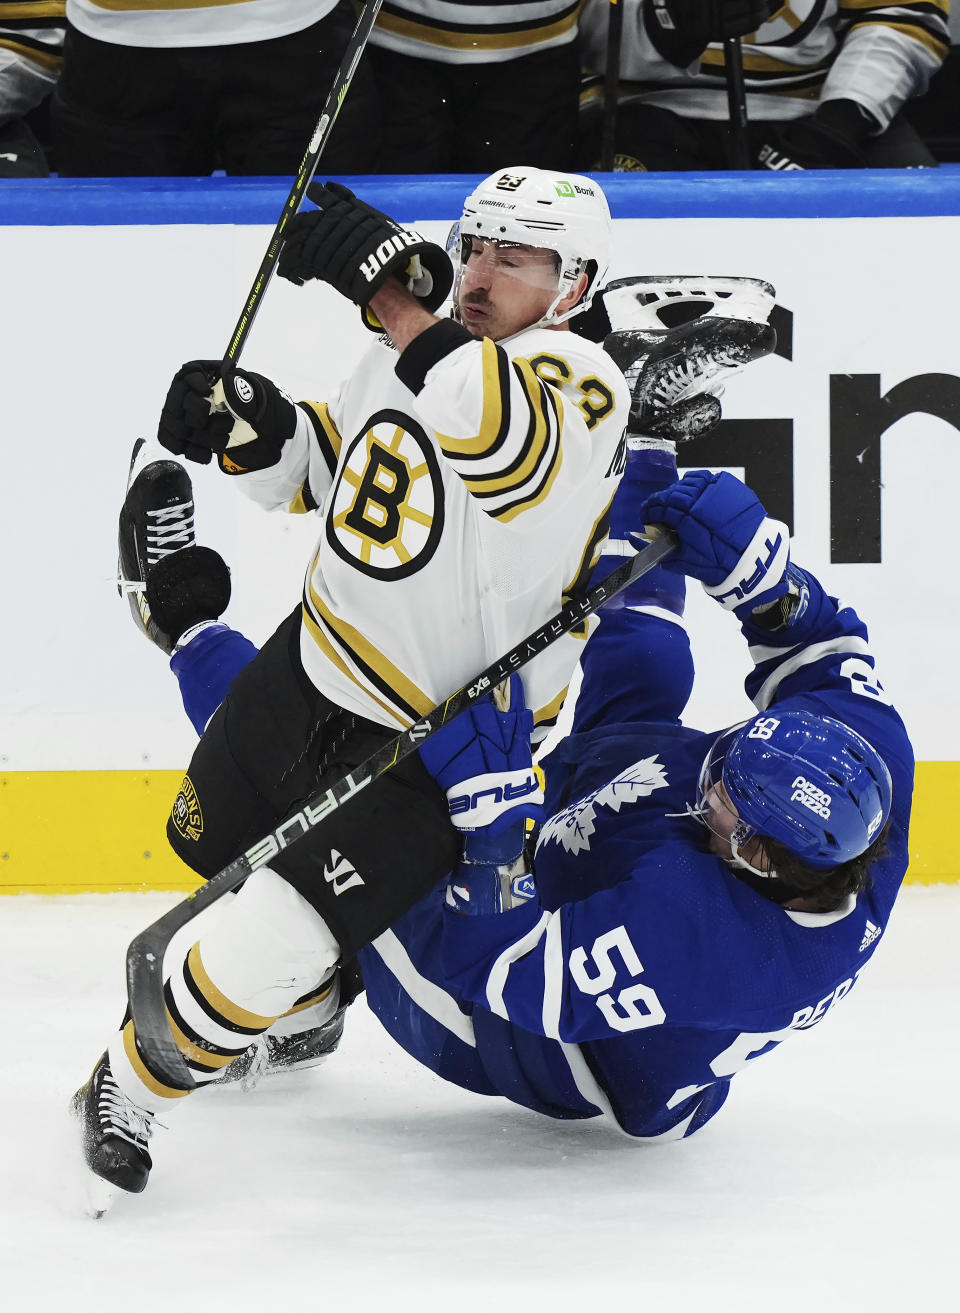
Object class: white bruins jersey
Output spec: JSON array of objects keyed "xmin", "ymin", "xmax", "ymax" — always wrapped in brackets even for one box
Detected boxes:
[
  {"xmin": 369, "ymin": 0, "xmax": 580, "ymax": 64},
  {"xmin": 235, "ymin": 320, "xmax": 629, "ymax": 737},
  {"xmin": 581, "ymin": 0, "xmax": 949, "ymax": 129},
  {"xmin": 66, "ymin": 0, "xmax": 337, "ymax": 48}
]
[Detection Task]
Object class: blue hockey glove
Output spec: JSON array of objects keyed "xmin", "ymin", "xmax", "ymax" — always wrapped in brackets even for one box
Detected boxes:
[
  {"xmin": 420, "ymin": 674, "xmax": 543, "ymax": 916},
  {"xmin": 640, "ymin": 470, "xmax": 794, "ymax": 617},
  {"xmin": 444, "ymin": 828, "xmax": 539, "ymax": 916},
  {"xmin": 419, "ymin": 673, "xmax": 544, "ymax": 835}
]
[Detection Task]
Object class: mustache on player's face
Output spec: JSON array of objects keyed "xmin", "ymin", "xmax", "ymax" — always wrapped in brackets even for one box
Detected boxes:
[{"xmin": 461, "ymin": 288, "xmax": 491, "ymax": 306}]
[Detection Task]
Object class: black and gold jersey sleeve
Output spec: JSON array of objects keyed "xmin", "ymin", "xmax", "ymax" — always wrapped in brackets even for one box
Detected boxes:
[
  {"xmin": 0, "ymin": 0, "xmax": 64, "ymax": 118},
  {"xmin": 435, "ymin": 337, "xmax": 566, "ymax": 523},
  {"xmin": 583, "ymin": 0, "xmax": 949, "ymax": 127},
  {"xmin": 370, "ymin": 0, "xmax": 581, "ymax": 63}
]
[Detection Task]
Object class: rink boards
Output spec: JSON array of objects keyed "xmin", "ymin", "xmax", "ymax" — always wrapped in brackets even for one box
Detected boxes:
[{"xmin": 1, "ymin": 172, "xmax": 958, "ymax": 890}]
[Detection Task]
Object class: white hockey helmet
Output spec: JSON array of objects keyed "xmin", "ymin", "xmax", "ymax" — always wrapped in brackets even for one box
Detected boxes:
[{"xmin": 452, "ymin": 167, "xmax": 612, "ymax": 325}]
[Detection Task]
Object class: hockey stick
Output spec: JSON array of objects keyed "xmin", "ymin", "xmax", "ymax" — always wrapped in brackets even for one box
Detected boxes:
[
  {"xmin": 126, "ymin": 528, "xmax": 678, "ymax": 1089},
  {"xmin": 600, "ymin": 0, "xmax": 624, "ymax": 171},
  {"xmin": 219, "ymin": 0, "xmax": 384, "ymax": 375},
  {"xmin": 723, "ymin": 36, "xmax": 752, "ymax": 170}
]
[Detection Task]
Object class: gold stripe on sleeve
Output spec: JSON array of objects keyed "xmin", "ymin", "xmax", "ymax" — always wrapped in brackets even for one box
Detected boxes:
[
  {"xmin": 0, "ymin": 1, "xmax": 64, "ymax": 18},
  {"xmin": 844, "ymin": 19, "xmax": 949, "ymax": 57},
  {"xmin": 438, "ymin": 338, "xmax": 508, "ymax": 457},
  {"xmin": 82, "ymin": 0, "xmax": 252, "ymax": 11},
  {"xmin": 375, "ymin": 10, "xmax": 578, "ymax": 54},
  {"xmin": 494, "ymin": 436, "xmax": 564, "ymax": 522},
  {"xmin": 459, "ymin": 357, "xmax": 554, "ymax": 496},
  {"xmin": 302, "ymin": 400, "xmax": 343, "ymax": 466},
  {"xmin": 840, "ymin": 0, "xmax": 948, "ymax": 13},
  {"xmin": 0, "ymin": 37, "xmax": 61, "ymax": 69},
  {"xmin": 701, "ymin": 48, "xmax": 833, "ymax": 74}
]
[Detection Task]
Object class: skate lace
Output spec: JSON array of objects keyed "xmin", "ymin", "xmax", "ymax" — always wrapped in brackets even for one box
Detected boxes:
[
  {"xmin": 99, "ymin": 1070, "xmax": 158, "ymax": 1150},
  {"xmin": 146, "ymin": 501, "xmax": 195, "ymax": 563},
  {"xmin": 647, "ymin": 346, "xmax": 742, "ymax": 410},
  {"xmin": 238, "ymin": 1035, "xmax": 270, "ymax": 1093}
]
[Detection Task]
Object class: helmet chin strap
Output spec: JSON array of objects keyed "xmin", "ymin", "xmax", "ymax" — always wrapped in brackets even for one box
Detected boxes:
[
  {"xmin": 728, "ymin": 839, "xmax": 776, "ymax": 881},
  {"xmin": 538, "ymin": 266, "xmax": 596, "ymax": 328},
  {"xmin": 538, "ymin": 285, "xmax": 584, "ymax": 328}
]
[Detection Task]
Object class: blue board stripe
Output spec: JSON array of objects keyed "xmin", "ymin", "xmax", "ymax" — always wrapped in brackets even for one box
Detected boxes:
[{"xmin": 1, "ymin": 169, "xmax": 960, "ymax": 225}]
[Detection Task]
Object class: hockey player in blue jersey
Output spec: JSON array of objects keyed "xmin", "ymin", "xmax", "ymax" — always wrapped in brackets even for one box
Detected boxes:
[
  {"xmin": 78, "ymin": 430, "xmax": 911, "ymax": 1178},
  {"xmin": 356, "ymin": 448, "xmax": 911, "ymax": 1140}
]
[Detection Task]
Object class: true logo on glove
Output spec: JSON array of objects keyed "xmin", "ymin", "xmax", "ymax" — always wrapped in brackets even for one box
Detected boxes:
[
  {"xmin": 713, "ymin": 530, "xmax": 785, "ymax": 606},
  {"xmin": 449, "ymin": 773, "xmax": 541, "ymax": 821}
]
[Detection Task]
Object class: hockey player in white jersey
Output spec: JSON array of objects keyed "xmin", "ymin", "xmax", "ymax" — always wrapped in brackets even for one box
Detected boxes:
[
  {"xmin": 69, "ymin": 168, "xmax": 628, "ymax": 1210},
  {"xmin": 72, "ymin": 171, "xmax": 779, "ymax": 1213}
]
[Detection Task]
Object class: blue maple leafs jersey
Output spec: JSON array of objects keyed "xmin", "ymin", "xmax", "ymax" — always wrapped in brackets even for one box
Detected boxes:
[{"xmin": 372, "ymin": 567, "xmax": 914, "ymax": 1140}]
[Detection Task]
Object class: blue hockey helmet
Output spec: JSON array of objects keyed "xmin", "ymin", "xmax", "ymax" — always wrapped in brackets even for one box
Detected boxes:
[{"xmin": 699, "ymin": 711, "xmax": 892, "ymax": 871}]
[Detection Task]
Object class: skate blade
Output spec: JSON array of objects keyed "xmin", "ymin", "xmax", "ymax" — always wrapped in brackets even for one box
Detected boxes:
[
  {"xmin": 70, "ymin": 1093, "xmax": 119, "ymax": 1219},
  {"xmin": 81, "ymin": 1170, "xmax": 118, "ymax": 1220}
]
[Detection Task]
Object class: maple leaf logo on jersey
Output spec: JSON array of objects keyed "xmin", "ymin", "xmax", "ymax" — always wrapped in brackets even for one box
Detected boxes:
[{"xmin": 537, "ymin": 756, "xmax": 670, "ymax": 855}]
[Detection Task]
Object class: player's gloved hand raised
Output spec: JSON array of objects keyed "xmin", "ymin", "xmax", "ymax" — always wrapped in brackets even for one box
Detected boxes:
[
  {"xmin": 158, "ymin": 361, "xmax": 299, "ymax": 474},
  {"xmin": 277, "ymin": 182, "xmax": 454, "ymax": 315},
  {"xmin": 641, "ymin": 470, "xmax": 797, "ymax": 618},
  {"xmin": 419, "ymin": 673, "xmax": 544, "ymax": 835},
  {"xmin": 757, "ymin": 100, "xmax": 875, "ymax": 172},
  {"xmin": 645, "ymin": 0, "xmax": 779, "ymax": 66},
  {"xmin": 420, "ymin": 674, "xmax": 543, "ymax": 916}
]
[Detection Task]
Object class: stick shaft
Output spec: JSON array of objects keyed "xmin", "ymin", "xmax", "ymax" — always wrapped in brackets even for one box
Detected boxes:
[
  {"xmin": 724, "ymin": 36, "xmax": 751, "ymax": 170},
  {"xmin": 600, "ymin": 0, "xmax": 624, "ymax": 171},
  {"xmin": 126, "ymin": 530, "xmax": 678, "ymax": 1088},
  {"xmin": 220, "ymin": 0, "xmax": 384, "ymax": 374}
]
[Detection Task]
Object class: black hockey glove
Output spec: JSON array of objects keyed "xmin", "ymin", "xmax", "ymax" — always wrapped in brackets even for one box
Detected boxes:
[
  {"xmin": 757, "ymin": 100, "xmax": 876, "ymax": 171},
  {"xmin": 157, "ymin": 360, "xmax": 299, "ymax": 474},
  {"xmin": 277, "ymin": 181, "xmax": 454, "ymax": 314},
  {"xmin": 644, "ymin": 0, "xmax": 779, "ymax": 67}
]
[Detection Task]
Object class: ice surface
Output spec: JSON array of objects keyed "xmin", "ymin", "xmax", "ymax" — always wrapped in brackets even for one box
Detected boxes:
[{"xmin": 2, "ymin": 888, "xmax": 956, "ymax": 1312}]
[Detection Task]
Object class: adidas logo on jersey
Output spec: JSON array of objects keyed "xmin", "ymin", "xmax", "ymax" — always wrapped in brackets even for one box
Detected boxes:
[
  {"xmin": 323, "ymin": 849, "xmax": 364, "ymax": 895},
  {"xmin": 859, "ymin": 919, "xmax": 882, "ymax": 953}
]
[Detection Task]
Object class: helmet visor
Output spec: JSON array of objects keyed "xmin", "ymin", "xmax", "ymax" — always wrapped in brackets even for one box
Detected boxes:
[
  {"xmin": 446, "ymin": 224, "xmax": 564, "ymax": 293},
  {"xmin": 694, "ymin": 725, "xmax": 773, "ymax": 878}
]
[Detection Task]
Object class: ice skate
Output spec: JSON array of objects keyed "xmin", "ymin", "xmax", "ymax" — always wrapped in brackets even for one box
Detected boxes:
[
  {"xmin": 216, "ymin": 1008, "xmax": 347, "ymax": 1092},
  {"xmin": 600, "ymin": 274, "xmax": 776, "ymax": 334},
  {"xmin": 71, "ymin": 1052, "xmax": 157, "ymax": 1217},
  {"xmin": 118, "ymin": 438, "xmax": 231, "ymax": 654},
  {"xmin": 605, "ymin": 316, "xmax": 777, "ymax": 442}
]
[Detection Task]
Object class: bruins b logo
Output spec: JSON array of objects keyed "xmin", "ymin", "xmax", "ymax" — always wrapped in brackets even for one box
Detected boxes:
[{"xmin": 326, "ymin": 409, "xmax": 444, "ymax": 579}]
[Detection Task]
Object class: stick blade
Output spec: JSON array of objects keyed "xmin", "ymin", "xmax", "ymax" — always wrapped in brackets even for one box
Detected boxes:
[{"xmin": 126, "ymin": 924, "xmax": 197, "ymax": 1092}]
